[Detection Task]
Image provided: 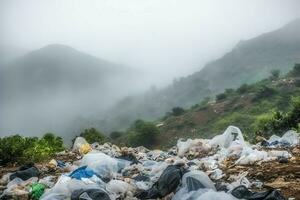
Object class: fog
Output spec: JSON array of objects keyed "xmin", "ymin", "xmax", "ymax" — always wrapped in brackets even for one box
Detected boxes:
[{"xmin": 0, "ymin": 0, "xmax": 300, "ymax": 138}]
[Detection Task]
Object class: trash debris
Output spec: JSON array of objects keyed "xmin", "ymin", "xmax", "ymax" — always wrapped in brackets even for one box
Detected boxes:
[
  {"xmin": 30, "ymin": 183, "xmax": 46, "ymax": 200},
  {"xmin": 0, "ymin": 125, "xmax": 299, "ymax": 199},
  {"xmin": 69, "ymin": 166, "xmax": 97, "ymax": 180},
  {"xmin": 71, "ymin": 188, "xmax": 111, "ymax": 200},
  {"xmin": 231, "ymin": 185, "xmax": 286, "ymax": 200},
  {"xmin": 10, "ymin": 166, "xmax": 39, "ymax": 181},
  {"xmin": 136, "ymin": 164, "xmax": 185, "ymax": 199}
]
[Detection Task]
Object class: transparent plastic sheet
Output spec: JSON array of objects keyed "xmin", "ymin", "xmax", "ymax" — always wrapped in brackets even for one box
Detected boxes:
[
  {"xmin": 173, "ymin": 176, "xmax": 238, "ymax": 200},
  {"xmin": 0, "ymin": 177, "xmax": 38, "ymax": 198},
  {"xmin": 177, "ymin": 138, "xmax": 211, "ymax": 157},
  {"xmin": 106, "ymin": 180, "xmax": 133, "ymax": 199},
  {"xmin": 281, "ymin": 130, "xmax": 299, "ymax": 146},
  {"xmin": 80, "ymin": 152, "xmax": 120, "ymax": 181},
  {"xmin": 41, "ymin": 175, "xmax": 104, "ymax": 200}
]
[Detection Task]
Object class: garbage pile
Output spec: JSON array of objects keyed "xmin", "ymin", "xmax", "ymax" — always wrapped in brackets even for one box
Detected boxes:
[{"xmin": 0, "ymin": 125, "xmax": 299, "ymax": 200}]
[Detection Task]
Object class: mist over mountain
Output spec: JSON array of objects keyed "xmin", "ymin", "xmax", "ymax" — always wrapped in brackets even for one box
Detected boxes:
[
  {"xmin": 92, "ymin": 19, "xmax": 300, "ymax": 133},
  {"xmin": 0, "ymin": 44, "xmax": 141, "ymax": 137}
]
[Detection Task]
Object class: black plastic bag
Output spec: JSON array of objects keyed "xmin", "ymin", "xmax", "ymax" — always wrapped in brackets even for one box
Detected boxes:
[
  {"xmin": 231, "ymin": 185, "xmax": 286, "ymax": 200},
  {"xmin": 10, "ymin": 166, "xmax": 39, "ymax": 181},
  {"xmin": 71, "ymin": 188, "xmax": 111, "ymax": 200},
  {"xmin": 135, "ymin": 165, "xmax": 185, "ymax": 199}
]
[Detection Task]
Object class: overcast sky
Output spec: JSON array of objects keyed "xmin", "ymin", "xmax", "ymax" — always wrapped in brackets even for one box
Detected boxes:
[{"xmin": 1, "ymin": 0, "xmax": 300, "ymax": 86}]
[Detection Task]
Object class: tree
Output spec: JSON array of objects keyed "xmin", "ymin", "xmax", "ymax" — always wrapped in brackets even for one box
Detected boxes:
[
  {"xmin": 127, "ymin": 120, "xmax": 159, "ymax": 148},
  {"xmin": 270, "ymin": 69, "xmax": 280, "ymax": 80},
  {"xmin": 216, "ymin": 93, "xmax": 227, "ymax": 101},
  {"xmin": 110, "ymin": 131, "xmax": 123, "ymax": 140},
  {"xmin": 291, "ymin": 63, "xmax": 300, "ymax": 76},
  {"xmin": 80, "ymin": 128, "xmax": 107, "ymax": 144},
  {"xmin": 237, "ymin": 84, "xmax": 250, "ymax": 94},
  {"xmin": 171, "ymin": 107, "xmax": 185, "ymax": 116}
]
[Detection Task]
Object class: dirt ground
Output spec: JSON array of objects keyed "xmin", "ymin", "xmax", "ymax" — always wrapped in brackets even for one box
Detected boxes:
[{"xmin": 223, "ymin": 146, "xmax": 300, "ymax": 199}]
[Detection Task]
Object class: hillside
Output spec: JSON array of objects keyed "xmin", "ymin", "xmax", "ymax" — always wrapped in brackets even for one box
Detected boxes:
[
  {"xmin": 155, "ymin": 64, "xmax": 300, "ymax": 148},
  {"xmin": 94, "ymin": 19, "xmax": 300, "ymax": 133}
]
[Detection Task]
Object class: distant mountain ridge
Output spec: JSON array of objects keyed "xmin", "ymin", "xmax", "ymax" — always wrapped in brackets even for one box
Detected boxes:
[{"xmin": 0, "ymin": 44, "xmax": 138, "ymax": 137}]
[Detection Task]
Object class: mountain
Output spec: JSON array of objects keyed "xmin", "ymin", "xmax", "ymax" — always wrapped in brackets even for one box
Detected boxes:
[
  {"xmin": 197, "ymin": 18, "xmax": 300, "ymax": 92},
  {"xmin": 94, "ymin": 19, "xmax": 300, "ymax": 133},
  {"xmin": 0, "ymin": 44, "xmax": 138, "ymax": 136}
]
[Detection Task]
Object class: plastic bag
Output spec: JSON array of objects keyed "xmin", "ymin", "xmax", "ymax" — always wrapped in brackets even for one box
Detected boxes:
[
  {"xmin": 231, "ymin": 185, "xmax": 285, "ymax": 200},
  {"xmin": 80, "ymin": 152, "xmax": 120, "ymax": 182},
  {"xmin": 71, "ymin": 188, "xmax": 111, "ymax": 200},
  {"xmin": 135, "ymin": 165, "xmax": 184, "ymax": 199},
  {"xmin": 177, "ymin": 139, "xmax": 211, "ymax": 157},
  {"xmin": 72, "ymin": 137, "xmax": 89, "ymax": 151},
  {"xmin": 10, "ymin": 166, "xmax": 39, "ymax": 181},
  {"xmin": 182, "ymin": 170, "xmax": 216, "ymax": 191},
  {"xmin": 281, "ymin": 130, "xmax": 299, "ymax": 146},
  {"xmin": 210, "ymin": 126, "xmax": 245, "ymax": 149}
]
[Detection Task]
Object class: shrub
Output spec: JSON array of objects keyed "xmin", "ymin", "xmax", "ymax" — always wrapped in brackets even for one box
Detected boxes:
[
  {"xmin": 80, "ymin": 128, "xmax": 107, "ymax": 144},
  {"xmin": 255, "ymin": 97, "xmax": 300, "ymax": 136},
  {"xmin": 254, "ymin": 86, "xmax": 276, "ymax": 100},
  {"xmin": 237, "ymin": 84, "xmax": 250, "ymax": 94},
  {"xmin": 0, "ymin": 133, "xmax": 64, "ymax": 165},
  {"xmin": 269, "ymin": 69, "xmax": 280, "ymax": 80},
  {"xmin": 216, "ymin": 93, "xmax": 227, "ymax": 101},
  {"xmin": 290, "ymin": 63, "xmax": 300, "ymax": 77},
  {"xmin": 110, "ymin": 131, "xmax": 123, "ymax": 140},
  {"xmin": 126, "ymin": 120, "xmax": 159, "ymax": 148},
  {"xmin": 171, "ymin": 107, "xmax": 185, "ymax": 116}
]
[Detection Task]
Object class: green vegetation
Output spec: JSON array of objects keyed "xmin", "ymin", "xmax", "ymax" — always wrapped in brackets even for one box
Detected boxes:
[
  {"xmin": 120, "ymin": 120, "xmax": 160, "ymax": 148},
  {"xmin": 0, "ymin": 133, "xmax": 64, "ymax": 165},
  {"xmin": 80, "ymin": 128, "xmax": 107, "ymax": 144},
  {"xmin": 156, "ymin": 64, "xmax": 300, "ymax": 147},
  {"xmin": 171, "ymin": 107, "xmax": 185, "ymax": 116}
]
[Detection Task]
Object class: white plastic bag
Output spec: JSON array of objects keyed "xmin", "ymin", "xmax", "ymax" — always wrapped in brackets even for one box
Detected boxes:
[{"xmin": 210, "ymin": 126, "xmax": 245, "ymax": 149}]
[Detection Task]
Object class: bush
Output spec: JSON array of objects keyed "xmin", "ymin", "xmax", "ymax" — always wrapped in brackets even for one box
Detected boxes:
[
  {"xmin": 269, "ymin": 69, "xmax": 280, "ymax": 80},
  {"xmin": 254, "ymin": 86, "xmax": 276, "ymax": 100},
  {"xmin": 80, "ymin": 128, "xmax": 107, "ymax": 144},
  {"xmin": 290, "ymin": 63, "xmax": 300, "ymax": 77},
  {"xmin": 0, "ymin": 133, "xmax": 64, "ymax": 165},
  {"xmin": 171, "ymin": 107, "xmax": 185, "ymax": 116},
  {"xmin": 110, "ymin": 131, "xmax": 123, "ymax": 140},
  {"xmin": 237, "ymin": 84, "xmax": 250, "ymax": 94},
  {"xmin": 255, "ymin": 97, "xmax": 300, "ymax": 136},
  {"xmin": 216, "ymin": 93, "xmax": 227, "ymax": 101},
  {"xmin": 126, "ymin": 120, "xmax": 159, "ymax": 148}
]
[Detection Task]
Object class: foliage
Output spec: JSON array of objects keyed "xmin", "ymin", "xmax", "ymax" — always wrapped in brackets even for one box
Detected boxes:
[
  {"xmin": 253, "ymin": 97, "xmax": 300, "ymax": 136},
  {"xmin": 270, "ymin": 69, "xmax": 280, "ymax": 80},
  {"xmin": 254, "ymin": 86, "xmax": 276, "ymax": 100},
  {"xmin": 80, "ymin": 128, "xmax": 107, "ymax": 144},
  {"xmin": 237, "ymin": 84, "xmax": 250, "ymax": 94},
  {"xmin": 290, "ymin": 63, "xmax": 300, "ymax": 76},
  {"xmin": 216, "ymin": 93, "xmax": 227, "ymax": 101},
  {"xmin": 171, "ymin": 107, "xmax": 185, "ymax": 116},
  {"xmin": 126, "ymin": 120, "xmax": 159, "ymax": 148},
  {"xmin": 110, "ymin": 131, "xmax": 123, "ymax": 140},
  {"xmin": 0, "ymin": 133, "xmax": 64, "ymax": 165}
]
